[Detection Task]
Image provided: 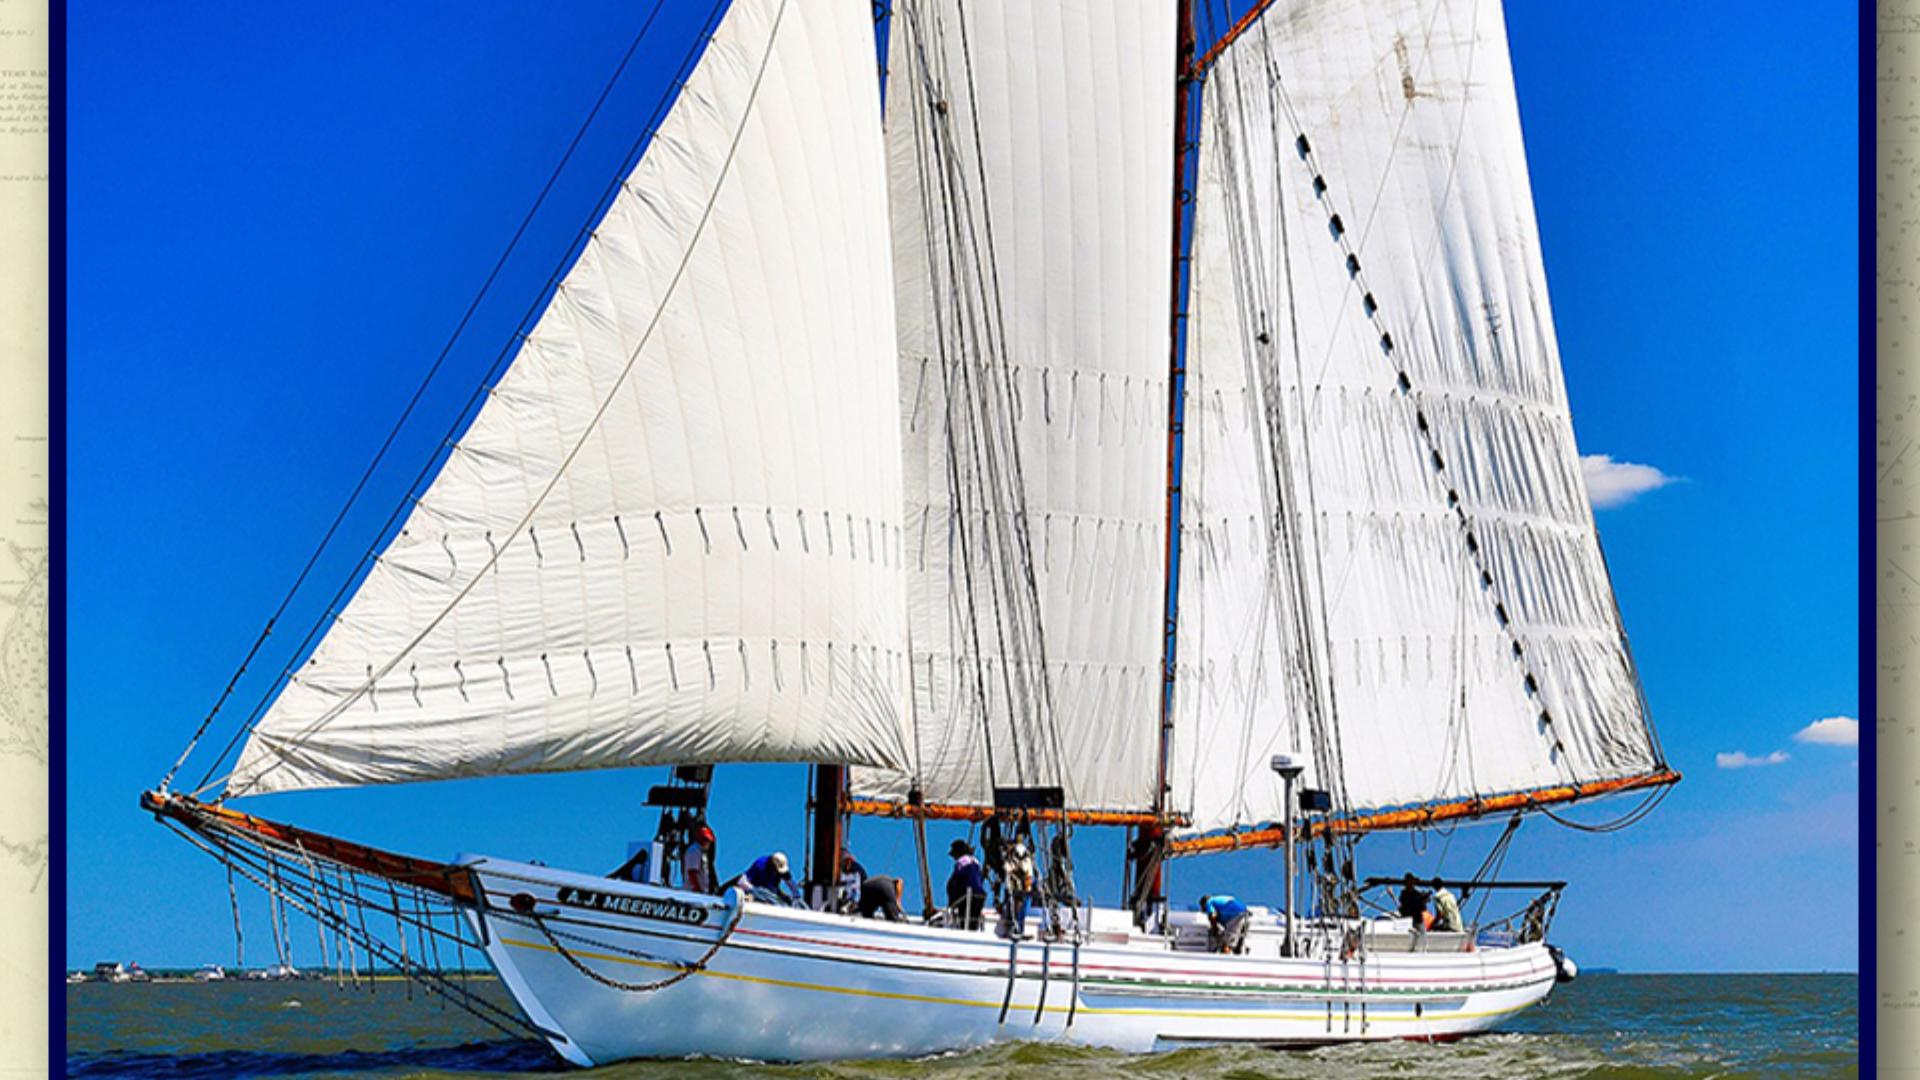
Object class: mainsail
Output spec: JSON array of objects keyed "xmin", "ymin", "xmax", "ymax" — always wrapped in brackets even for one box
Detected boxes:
[
  {"xmin": 847, "ymin": 0, "xmax": 1177, "ymax": 816},
  {"xmin": 1168, "ymin": 0, "xmax": 1668, "ymax": 842},
  {"xmin": 225, "ymin": 0, "xmax": 913, "ymax": 796}
]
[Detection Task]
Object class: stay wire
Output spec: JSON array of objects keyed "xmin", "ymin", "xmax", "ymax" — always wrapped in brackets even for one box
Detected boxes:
[
  {"xmin": 956, "ymin": 0, "xmax": 1058, "ymax": 792},
  {"xmin": 160, "ymin": 0, "xmax": 672, "ymax": 795},
  {"xmin": 1207, "ymin": 11, "xmax": 1355, "ymax": 839},
  {"xmin": 902, "ymin": 0, "xmax": 1064, "ymax": 804},
  {"xmin": 897, "ymin": 1, "xmax": 1072, "ymax": 888},
  {"xmin": 189, "ymin": 0, "xmax": 731, "ymax": 795},
  {"xmin": 900, "ymin": 0, "xmax": 1009, "ymax": 792},
  {"xmin": 222, "ymin": 0, "xmax": 787, "ymax": 798}
]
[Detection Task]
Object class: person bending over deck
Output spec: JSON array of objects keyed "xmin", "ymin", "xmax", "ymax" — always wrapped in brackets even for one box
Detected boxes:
[
  {"xmin": 1397, "ymin": 873, "xmax": 1430, "ymax": 928},
  {"xmin": 743, "ymin": 851, "xmax": 799, "ymax": 905},
  {"xmin": 946, "ymin": 839, "xmax": 988, "ymax": 930},
  {"xmin": 858, "ymin": 874, "xmax": 907, "ymax": 922},
  {"xmin": 1430, "ymin": 878, "xmax": 1463, "ymax": 932},
  {"xmin": 1199, "ymin": 894, "xmax": 1251, "ymax": 954}
]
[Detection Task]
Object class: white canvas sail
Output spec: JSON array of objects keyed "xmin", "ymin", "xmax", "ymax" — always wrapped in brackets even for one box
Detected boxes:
[
  {"xmin": 226, "ymin": 0, "xmax": 912, "ymax": 797},
  {"xmin": 1171, "ymin": 0, "xmax": 1664, "ymax": 837},
  {"xmin": 849, "ymin": 0, "xmax": 1175, "ymax": 814}
]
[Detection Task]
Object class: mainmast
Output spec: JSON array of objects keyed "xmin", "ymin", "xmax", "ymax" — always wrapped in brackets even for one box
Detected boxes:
[
  {"xmin": 1135, "ymin": 0, "xmax": 1198, "ymax": 917},
  {"xmin": 806, "ymin": 764, "xmax": 847, "ymax": 908}
]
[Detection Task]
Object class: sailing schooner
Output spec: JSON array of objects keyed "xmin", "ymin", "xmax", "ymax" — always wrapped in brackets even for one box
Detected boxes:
[{"xmin": 144, "ymin": 0, "xmax": 1679, "ymax": 1064}]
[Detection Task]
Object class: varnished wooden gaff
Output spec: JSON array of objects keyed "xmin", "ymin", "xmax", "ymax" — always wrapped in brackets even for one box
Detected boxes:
[
  {"xmin": 844, "ymin": 798, "xmax": 1182, "ymax": 828},
  {"xmin": 1166, "ymin": 769, "xmax": 1682, "ymax": 857}
]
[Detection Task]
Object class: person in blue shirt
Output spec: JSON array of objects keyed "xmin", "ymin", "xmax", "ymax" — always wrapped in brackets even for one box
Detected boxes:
[
  {"xmin": 945, "ymin": 839, "xmax": 988, "ymax": 930},
  {"xmin": 837, "ymin": 850, "xmax": 868, "ymax": 912},
  {"xmin": 742, "ymin": 851, "xmax": 798, "ymax": 905},
  {"xmin": 1199, "ymin": 894, "xmax": 1251, "ymax": 954}
]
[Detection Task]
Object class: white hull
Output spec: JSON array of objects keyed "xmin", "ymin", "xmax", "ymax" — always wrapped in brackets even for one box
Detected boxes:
[{"xmin": 461, "ymin": 856, "xmax": 1558, "ymax": 1067}]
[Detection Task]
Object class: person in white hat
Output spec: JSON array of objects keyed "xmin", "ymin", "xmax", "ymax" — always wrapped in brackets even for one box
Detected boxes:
[{"xmin": 743, "ymin": 850, "xmax": 798, "ymax": 905}]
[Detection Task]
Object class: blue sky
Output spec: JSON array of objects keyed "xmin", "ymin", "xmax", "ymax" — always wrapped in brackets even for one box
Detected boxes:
[{"xmin": 67, "ymin": 1, "xmax": 1858, "ymax": 973}]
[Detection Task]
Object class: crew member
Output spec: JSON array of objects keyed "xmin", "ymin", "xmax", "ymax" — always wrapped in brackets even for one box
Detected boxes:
[
  {"xmin": 1430, "ymin": 877, "xmax": 1464, "ymax": 932},
  {"xmin": 858, "ymin": 874, "xmax": 907, "ymax": 922},
  {"xmin": 743, "ymin": 851, "xmax": 798, "ymax": 905},
  {"xmin": 838, "ymin": 850, "xmax": 868, "ymax": 912},
  {"xmin": 1001, "ymin": 836, "xmax": 1037, "ymax": 938},
  {"xmin": 946, "ymin": 839, "xmax": 988, "ymax": 930},
  {"xmin": 680, "ymin": 813, "xmax": 716, "ymax": 894},
  {"xmin": 1200, "ymin": 894, "xmax": 1251, "ymax": 954},
  {"xmin": 1397, "ymin": 873, "xmax": 1430, "ymax": 928}
]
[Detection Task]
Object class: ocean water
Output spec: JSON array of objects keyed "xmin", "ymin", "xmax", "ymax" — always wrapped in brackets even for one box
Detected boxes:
[{"xmin": 66, "ymin": 973, "xmax": 1858, "ymax": 1079}]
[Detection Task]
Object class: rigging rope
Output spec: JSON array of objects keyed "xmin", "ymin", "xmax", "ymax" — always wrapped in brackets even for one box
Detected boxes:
[
  {"xmin": 1539, "ymin": 780, "xmax": 1673, "ymax": 833},
  {"xmin": 892, "ymin": 0, "xmax": 1076, "ymax": 900},
  {"xmin": 161, "ymin": 0, "xmax": 676, "ymax": 794},
  {"xmin": 161, "ymin": 815, "xmax": 538, "ymax": 1039},
  {"xmin": 1185, "ymin": 0, "xmax": 1672, "ymax": 853},
  {"xmin": 199, "ymin": 0, "xmax": 757, "ymax": 798},
  {"xmin": 1200, "ymin": 7, "xmax": 1360, "ymax": 896}
]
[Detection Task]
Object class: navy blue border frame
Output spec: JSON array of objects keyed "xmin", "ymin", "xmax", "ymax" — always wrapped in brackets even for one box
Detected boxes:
[
  {"xmin": 50, "ymin": 0, "xmax": 67, "ymax": 1068},
  {"xmin": 1860, "ymin": 0, "xmax": 1876, "ymax": 1071}
]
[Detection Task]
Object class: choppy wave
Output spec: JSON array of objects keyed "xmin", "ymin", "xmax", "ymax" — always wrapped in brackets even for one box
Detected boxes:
[{"xmin": 66, "ymin": 974, "xmax": 1857, "ymax": 1079}]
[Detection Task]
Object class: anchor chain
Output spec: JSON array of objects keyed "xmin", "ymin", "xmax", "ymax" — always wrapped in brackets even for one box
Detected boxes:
[{"xmin": 520, "ymin": 898, "xmax": 744, "ymax": 994}]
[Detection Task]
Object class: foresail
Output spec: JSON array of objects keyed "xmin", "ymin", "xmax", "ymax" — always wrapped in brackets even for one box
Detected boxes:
[
  {"xmin": 1171, "ymin": 0, "xmax": 1664, "ymax": 837},
  {"xmin": 226, "ymin": 0, "xmax": 911, "ymax": 797},
  {"xmin": 849, "ymin": 0, "xmax": 1176, "ymax": 814}
]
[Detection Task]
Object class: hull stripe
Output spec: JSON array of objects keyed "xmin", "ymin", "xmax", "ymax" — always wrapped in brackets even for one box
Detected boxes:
[
  {"xmin": 497, "ymin": 936, "xmax": 1552, "ymax": 1023},
  {"xmin": 495, "ymin": 901, "xmax": 1550, "ymax": 991},
  {"xmin": 733, "ymin": 921, "xmax": 1547, "ymax": 988},
  {"xmin": 494, "ymin": 907, "xmax": 1549, "ymax": 997}
]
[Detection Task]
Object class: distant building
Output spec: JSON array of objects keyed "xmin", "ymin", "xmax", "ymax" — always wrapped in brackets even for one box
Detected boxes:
[{"xmin": 245, "ymin": 963, "xmax": 303, "ymax": 981}]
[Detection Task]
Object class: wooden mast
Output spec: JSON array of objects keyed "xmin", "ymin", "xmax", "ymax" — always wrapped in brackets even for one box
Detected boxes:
[
  {"xmin": 806, "ymin": 765, "xmax": 846, "ymax": 909},
  {"xmin": 1136, "ymin": 0, "xmax": 1199, "ymax": 919}
]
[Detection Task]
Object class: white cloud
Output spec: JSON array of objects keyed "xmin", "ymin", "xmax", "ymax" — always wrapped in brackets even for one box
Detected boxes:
[
  {"xmin": 1793, "ymin": 716, "xmax": 1860, "ymax": 747},
  {"xmin": 1716, "ymin": 750, "xmax": 1790, "ymax": 769},
  {"xmin": 1580, "ymin": 454, "xmax": 1675, "ymax": 509}
]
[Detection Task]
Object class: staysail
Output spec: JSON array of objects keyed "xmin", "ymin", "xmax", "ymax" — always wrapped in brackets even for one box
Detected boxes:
[
  {"xmin": 225, "ymin": 0, "xmax": 912, "ymax": 797},
  {"xmin": 847, "ymin": 0, "xmax": 1176, "ymax": 816},
  {"xmin": 1168, "ymin": 0, "xmax": 1668, "ymax": 841}
]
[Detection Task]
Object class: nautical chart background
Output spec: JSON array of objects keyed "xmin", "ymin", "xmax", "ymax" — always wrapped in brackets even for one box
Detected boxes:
[
  {"xmin": 1884, "ymin": 5, "xmax": 1920, "ymax": 1076},
  {"xmin": 0, "ymin": 0, "xmax": 48, "ymax": 1070}
]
